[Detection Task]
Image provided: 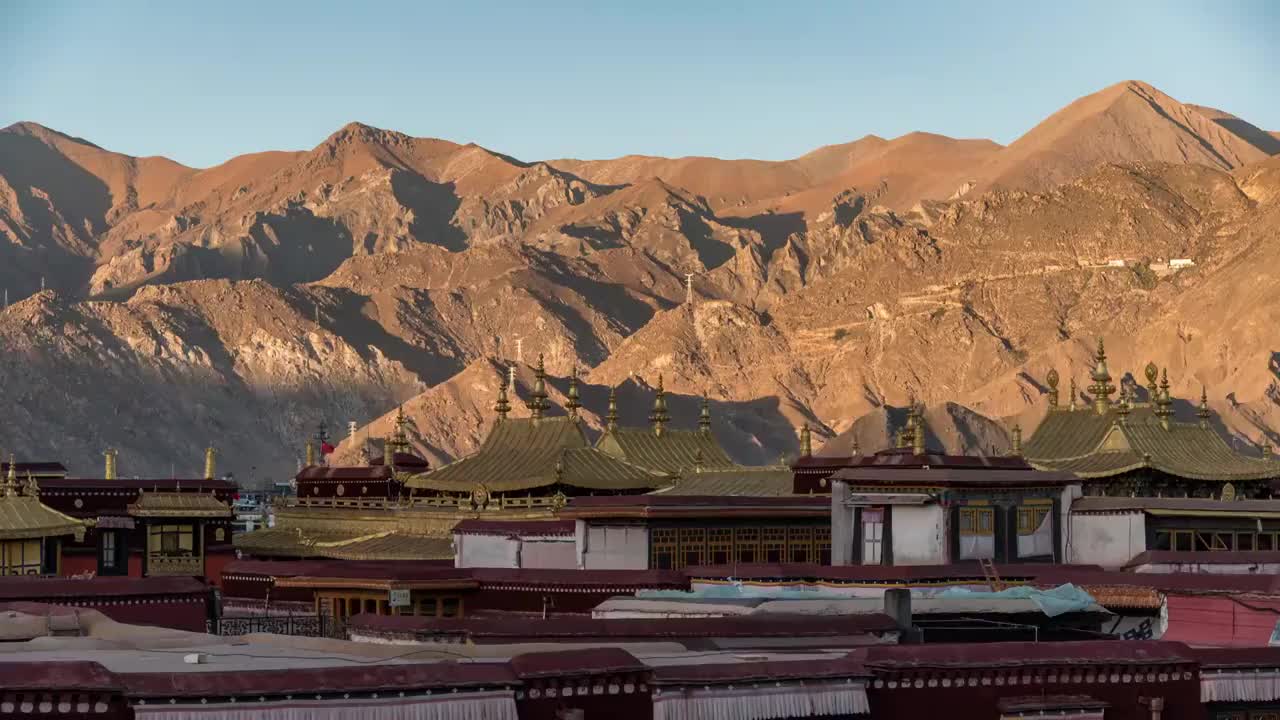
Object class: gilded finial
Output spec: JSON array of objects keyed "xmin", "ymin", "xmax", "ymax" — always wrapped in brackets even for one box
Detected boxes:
[
  {"xmin": 565, "ymin": 366, "xmax": 581, "ymax": 420},
  {"xmin": 1116, "ymin": 386, "xmax": 1131, "ymax": 422},
  {"xmin": 694, "ymin": 448, "xmax": 704, "ymax": 473},
  {"xmin": 494, "ymin": 377, "xmax": 511, "ymax": 420},
  {"xmin": 23, "ymin": 471, "xmax": 38, "ymax": 498},
  {"xmin": 649, "ymin": 374, "xmax": 670, "ymax": 437},
  {"xmin": 1155, "ymin": 368, "xmax": 1173, "ymax": 426},
  {"xmin": 527, "ymin": 354, "xmax": 550, "ymax": 420},
  {"xmin": 606, "ymin": 387, "xmax": 619, "ymax": 432},
  {"xmin": 1088, "ymin": 338, "xmax": 1115, "ymax": 414},
  {"xmin": 1011, "ymin": 424, "xmax": 1022, "ymax": 456},
  {"xmin": 1197, "ymin": 386, "xmax": 1211, "ymax": 427},
  {"xmin": 699, "ymin": 395, "xmax": 712, "ymax": 435},
  {"xmin": 1069, "ymin": 378, "xmax": 1078, "ymax": 411},
  {"xmin": 1264, "ymin": 438, "xmax": 1273, "ymax": 460},
  {"xmin": 911, "ymin": 404, "xmax": 926, "ymax": 456},
  {"xmin": 799, "ymin": 423, "xmax": 812, "ymax": 457},
  {"xmin": 1045, "ymin": 368, "xmax": 1060, "ymax": 409}
]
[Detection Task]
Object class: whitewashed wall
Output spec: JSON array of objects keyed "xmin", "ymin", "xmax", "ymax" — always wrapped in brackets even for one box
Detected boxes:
[
  {"xmin": 891, "ymin": 505, "xmax": 947, "ymax": 565},
  {"xmin": 577, "ymin": 522, "xmax": 649, "ymax": 570},
  {"xmin": 1068, "ymin": 512, "xmax": 1146, "ymax": 568},
  {"xmin": 518, "ymin": 538, "xmax": 577, "ymax": 568},
  {"xmin": 454, "ymin": 533, "xmax": 518, "ymax": 568}
]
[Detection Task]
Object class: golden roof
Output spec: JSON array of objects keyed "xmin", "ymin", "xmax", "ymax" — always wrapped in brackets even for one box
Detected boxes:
[
  {"xmin": 652, "ymin": 467, "xmax": 796, "ymax": 497},
  {"xmin": 233, "ymin": 526, "xmax": 452, "ymax": 561},
  {"xmin": 128, "ymin": 491, "xmax": 233, "ymax": 518},
  {"xmin": 408, "ymin": 417, "xmax": 664, "ymax": 493},
  {"xmin": 1025, "ymin": 406, "xmax": 1280, "ymax": 482},
  {"xmin": 0, "ymin": 474, "xmax": 85, "ymax": 542}
]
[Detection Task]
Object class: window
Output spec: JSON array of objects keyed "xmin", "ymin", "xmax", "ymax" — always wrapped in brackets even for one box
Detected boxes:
[
  {"xmin": 440, "ymin": 598, "xmax": 461, "ymax": 618},
  {"xmin": 788, "ymin": 527, "xmax": 814, "ymax": 564},
  {"xmin": 418, "ymin": 598, "xmax": 438, "ymax": 617},
  {"xmin": 762, "ymin": 528, "xmax": 787, "ymax": 563},
  {"xmin": 1238, "ymin": 532, "xmax": 1256, "ymax": 551},
  {"xmin": 0, "ymin": 540, "xmax": 42, "ymax": 575},
  {"xmin": 815, "ymin": 527, "xmax": 832, "ymax": 566},
  {"xmin": 708, "ymin": 529, "xmax": 733, "ymax": 566},
  {"xmin": 960, "ymin": 507, "xmax": 994, "ymax": 536},
  {"xmin": 861, "ymin": 509, "xmax": 884, "ymax": 565},
  {"xmin": 148, "ymin": 524, "xmax": 194, "ymax": 556},
  {"xmin": 1017, "ymin": 506, "xmax": 1050, "ymax": 535},
  {"xmin": 735, "ymin": 528, "xmax": 759, "ymax": 564},
  {"xmin": 101, "ymin": 532, "xmax": 117, "ymax": 569},
  {"xmin": 651, "ymin": 529, "xmax": 678, "ymax": 570},
  {"xmin": 679, "ymin": 528, "xmax": 706, "ymax": 569},
  {"xmin": 1261, "ymin": 534, "xmax": 1275, "ymax": 551}
]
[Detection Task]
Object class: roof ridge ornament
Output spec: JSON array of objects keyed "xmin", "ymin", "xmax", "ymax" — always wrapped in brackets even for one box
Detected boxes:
[
  {"xmin": 649, "ymin": 374, "xmax": 670, "ymax": 437},
  {"xmin": 1088, "ymin": 338, "xmax": 1115, "ymax": 414},
  {"xmin": 494, "ymin": 373, "xmax": 512, "ymax": 420},
  {"xmin": 1069, "ymin": 378, "xmax": 1078, "ymax": 411},
  {"xmin": 1144, "ymin": 362, "xmax": 1159, "ymax": 402},
  {"xmin": 1197, "ymin": 386, "xmax": 1211, "ymax": 428},
  {"xmin": 1045, "ymin": 369, "xmax": 1060, "ymax": 409},
  {"xmin": 1011, "ymin": 423, "xmax": 1023, "ymax": 456},
  {"xmin": 698, "ymin": 395, "xmax": 712, "ymax": 435},
  {"xmin": 527, "ymin": 354, "xmax": 550, "ymax": 421},
  {"xmin": 565, "ymin": 366, "xmax": 581, "ymax": 421},
  {"xmin": 606, "ymin": 387, "xmax": 619, "ymax": 432},
  {"xmin": 799, "ymin": 423, "xmax": 812, "ymax": 458}
]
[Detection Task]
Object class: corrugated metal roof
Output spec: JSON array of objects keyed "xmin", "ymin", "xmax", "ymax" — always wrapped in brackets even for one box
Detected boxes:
[
  {"xmin": 1072, "ymin": 496, "xmax": 1280, "ymax": 515},
  {"xmin": 596, "ymin": 427, "xmax": 734, "ymax": 474},
  {"xmin": 856, "ymin": 640, "xmax": 1194, "ymax": 669},
  {"xmin": 1026, "ymin": 407, "xmax": 1280, "ymax": 482},
  {"xmin": 653, "ymin": 467, "xmax": 795, "ymax": 497},
  {"xmin": 128, "ymin": 491, "xmax": 233, "ymax": 518},
  {"xmin": 0, "ymin": 488, "xmax": 85, "ymax": 541},
  {"xmin": 408, "ymin": 417, "xmax": 664, "ymax": 492}
]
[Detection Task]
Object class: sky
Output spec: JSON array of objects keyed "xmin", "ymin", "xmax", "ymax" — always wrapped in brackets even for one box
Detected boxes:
[{"xmin": 2, "ymin": 0, "xmax": 1277, "ymax": 168}]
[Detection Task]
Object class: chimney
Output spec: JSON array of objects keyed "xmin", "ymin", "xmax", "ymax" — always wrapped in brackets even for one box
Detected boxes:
[{"xmin": 883, "ymin": 588, "xmax": 916, "ymax": 642}]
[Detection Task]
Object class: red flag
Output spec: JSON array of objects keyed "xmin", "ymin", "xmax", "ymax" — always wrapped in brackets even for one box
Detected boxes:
[{"xmin": 320, "ymin": 442, "xmax": 335, "ymax": 455}]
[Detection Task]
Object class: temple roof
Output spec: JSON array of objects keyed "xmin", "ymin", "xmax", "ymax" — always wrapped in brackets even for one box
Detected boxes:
[
  {"xmin": 233, "ymin": 527, "xmax": 454, "ymax": 561},
  {"xmin": 1025, "ymin": 408, "xmax": 1280, "ymax": 482},
  {"xmin": 128, "ymin": 491, "xmax": 233, "ymax": 518},
  {"xmin": 407, "ymin": 417, "xmax": 664, "ymax": 493},
  {"xmin": 0, "ymin": 490, "xmax": 85, "ymax": 541},
  {"xmin": 651, "ymin": 467, "xmax": 795, "ymax": 497},
  {"xmin": 595, "ymin": 427, "xmax": 734, "ymax": 475}
]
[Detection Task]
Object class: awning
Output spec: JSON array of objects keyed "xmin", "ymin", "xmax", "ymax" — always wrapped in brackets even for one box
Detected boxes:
[
  {"xmin": 1202, "ymin": 670, "xmax": 1280, "ymax": 703},
  {"xmin": 652, "ymin": 680, "xmax": 868, "ymax": 720},
  {"xmin": 130, "ymin": 689, "xmax": 518, "ymax": 720},
  {"xmin": 1161, "ymin": 594, "xmax": 1280, "ymax": 648}
]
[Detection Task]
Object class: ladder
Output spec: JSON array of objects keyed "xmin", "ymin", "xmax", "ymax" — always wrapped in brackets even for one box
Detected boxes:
[{"xmin": 979, "ymin": 558, "xmax": 1006, "ymax": 592}]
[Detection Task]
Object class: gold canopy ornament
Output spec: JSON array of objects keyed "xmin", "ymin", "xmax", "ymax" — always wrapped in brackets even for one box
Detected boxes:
[
  {"xmin": 1144, "ymin": 362, "xmax": 1160, "ymax": 401},
  {"xmin": 606, "ymin": 387, "xmax": 619, "ymax": 432},
  {"xmin": 527, "ymin": 354, "xmax": 550, "ymax": 421},
  {"xmin": 493, "ymin": 374, "xmax": 512, "ymax": 420},
  {"xmin": 1088, "ymin": 339, "xmax": 1116, "ymax": 415},
  {"xmin": 799, "ymin": 423, "xmax": 812, "ymax": 457},
  {"xmin": 1011, "ymin": 424, "xmax": 1023, "ymax": 456},
  {"xmin": 1045, "ymin": 368, "xmax": 1060, "ymax": 408},
  {"xmin": 1221, "ymin": 483, "xmax": 1236, "ymax": 502},
  {"xmin": 911, "ymin": 403, "xmax": 926, "ymax": 456},
  {"xmin": 649, "ymin": 374, "xmax": 670, "ymax": 437},
  {"xmin": 1197, "ymin": 387, "xmax": 1211, "ymax": 428},
  {"xmin": 565, "ymin": 366, "xmax": 581, "ymax": 421},
  {"xmin": 104, "ymin": 449, "xmax": 118, "ymax": 480}
]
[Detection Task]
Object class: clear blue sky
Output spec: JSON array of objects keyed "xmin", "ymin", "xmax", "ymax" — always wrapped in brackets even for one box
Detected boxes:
[{"xmin": 3, "ymin": 0, "xmax": 1276, "ymax": 168}]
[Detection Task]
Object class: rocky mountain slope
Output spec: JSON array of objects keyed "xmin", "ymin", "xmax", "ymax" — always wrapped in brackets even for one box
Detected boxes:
[{"xmin": 0, "ymin": 80, "xmax": 1276, "ymax": 482}]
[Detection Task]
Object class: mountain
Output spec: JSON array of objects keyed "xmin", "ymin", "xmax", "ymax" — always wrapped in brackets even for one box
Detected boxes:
[{"xmin": 0, "ymin": 80, "xmax": 1276, "ymax": 481}]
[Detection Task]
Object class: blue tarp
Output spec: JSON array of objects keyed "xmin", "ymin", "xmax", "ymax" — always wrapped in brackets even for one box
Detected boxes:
[{"xmin": 938, "ymin": 583, "xmax": 1099, "ymax": 618}]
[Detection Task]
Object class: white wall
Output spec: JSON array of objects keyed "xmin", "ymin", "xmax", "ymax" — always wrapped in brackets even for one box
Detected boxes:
[
  {"xmin": 891, "ymin": 505, "xmax": 947, "ymax": 565},
  {"xmin": 580, "ymin": 524, "xmax": 649, "ymax": 570},
  {"xmin": 1136, "ymin": 561, "xmax": 1280, "ymax": 575},
  {"xmin": 519, "ymin": 538, "xmax": 577, "ymax": 569},
  {"xmin": 1068, "ymin": 512, "xmax": 1146, "ymax": 568},
  {"xmin": 454, "ymin": 533, "xmax": 518, "ymax": 568}
]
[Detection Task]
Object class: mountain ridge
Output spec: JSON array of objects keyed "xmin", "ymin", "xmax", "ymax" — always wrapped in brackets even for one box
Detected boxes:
[{"xmin": 1, "ymin": 80, "xmax": 1277, "ymax": 481}]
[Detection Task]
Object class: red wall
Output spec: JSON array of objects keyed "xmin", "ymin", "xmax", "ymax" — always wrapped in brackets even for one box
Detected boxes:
[
  {"xmin": 74, "ymin": 596, "xmax": 210, "ymax": 633},
  {"xmin": 60, "ymin": 553, "xmax": 97, "ymax": 577},
  {"xmin": 865, "ymin": 670, "xmax": 1205, "ymax": 720},
  {"xmin": 203, "ymin": 551, "xmax": 236, "ymax": 588}
]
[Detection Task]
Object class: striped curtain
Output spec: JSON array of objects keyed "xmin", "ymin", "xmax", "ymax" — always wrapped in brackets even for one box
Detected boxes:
[{"xmin": 653, "ymin": 681, "xmax": 869, "ymax": 720}]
